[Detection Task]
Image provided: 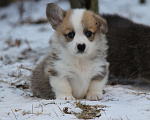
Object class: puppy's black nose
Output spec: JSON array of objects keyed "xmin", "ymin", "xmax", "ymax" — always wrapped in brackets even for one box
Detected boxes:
[{"xmin": 77, "ymin": 44, "xmax": 86, "ymax": 53}]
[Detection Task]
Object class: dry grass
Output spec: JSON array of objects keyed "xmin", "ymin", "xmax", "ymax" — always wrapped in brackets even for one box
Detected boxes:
[
  {"xmin": 4, "ymin": 38, "xmax": 22, "ymax": 51},
  {"xmin": 21, "ymin": 102, "xmax": 51, "ymax": 116},
  {"xmin": 132, "ymin": 92, "xmax": 147, "ymax": 96},
  {"xmin": 21, "ymin": 18, "xmax": 48, "ymax": 24},
  {"xmin": 62, "ymin": 101, "xmax": 107, "ymax": 119},
  {"xmin": 19, "ymin": 65, "xmax": 33, "ymax": 72}
]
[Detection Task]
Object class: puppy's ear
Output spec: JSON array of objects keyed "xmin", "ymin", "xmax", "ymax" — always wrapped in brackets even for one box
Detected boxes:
[
  {"xmin": 94, "ymin": 14, "xmax": 108, "ymax": 34},
  {"xmin": 46, "ymin": 3, "xmax": 66, "ymax": 30}
]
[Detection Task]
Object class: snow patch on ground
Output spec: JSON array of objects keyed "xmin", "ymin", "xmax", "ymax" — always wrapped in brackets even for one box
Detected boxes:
[{"xmin": 0, "ymin": 0, "xmax": 150, "ymax": 120}]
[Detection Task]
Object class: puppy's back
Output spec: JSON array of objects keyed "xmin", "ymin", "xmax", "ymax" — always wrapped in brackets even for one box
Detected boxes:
[
  {"xmin": 102, "ymin": 14, "xmax": 150, "ymax": 84},
  {"xmin": 30, "ymin": 58, "xmax": 55, "ymax": 99}
]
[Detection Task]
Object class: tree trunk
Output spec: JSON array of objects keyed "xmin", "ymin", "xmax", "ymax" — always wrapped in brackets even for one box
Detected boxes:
[
  {"xmin": 140, "ymin": 0, "xmax": 146, "ymax": 4},
  {"xmin": 69, "ymin": 0, "xmax": 82, "ymax": 9},
  {"xmin": 90, "ymin": 0, "xmax": 98, "ymax": 13},
  {"xmin": 69, "ymin": 0, "xmax": 99, "ymax": 13},
  {"xmin": 0, "ymin": 0, "xmax": 14, "ymax": 6}
]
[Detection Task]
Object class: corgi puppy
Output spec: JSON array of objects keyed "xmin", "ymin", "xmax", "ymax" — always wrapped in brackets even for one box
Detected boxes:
[{"xmin": 30, "ymin": 3, "xmax": 109, "ymax": 100}]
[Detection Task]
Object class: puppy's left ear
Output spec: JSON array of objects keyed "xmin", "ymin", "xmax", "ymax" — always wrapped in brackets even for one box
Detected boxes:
[
  {"xmin": 94, "ymin": 14, "xmax": 108, "ymax": 34},
  {"xmin": 46, "ymin": 3, "xmax": 66, "ymax": 30}
]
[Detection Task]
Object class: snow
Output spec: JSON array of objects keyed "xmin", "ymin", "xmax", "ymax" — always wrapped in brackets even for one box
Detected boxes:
[{"xmin": 0, "ymin": 0, "xmax": 150, "ymax": 120}]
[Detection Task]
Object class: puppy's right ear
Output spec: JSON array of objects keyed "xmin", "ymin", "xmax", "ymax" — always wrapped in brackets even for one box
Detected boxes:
[{"xmin": 46, "ymin": 3, "xmax": 66, "ymax": 30}]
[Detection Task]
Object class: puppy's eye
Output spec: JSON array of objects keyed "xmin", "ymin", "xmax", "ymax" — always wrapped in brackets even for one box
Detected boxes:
[
  {"xmin": 67, "ymin": 32, "xmax": 75, "ymax": 38},
  {"xmin": 85, "ymin": 31, "xmax": 92, "ymax": 37}
]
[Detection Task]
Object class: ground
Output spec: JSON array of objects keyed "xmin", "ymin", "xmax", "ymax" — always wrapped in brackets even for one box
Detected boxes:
[{"xmin": 0, "ymin": 0, "xmax": 150, "ymax": 120}]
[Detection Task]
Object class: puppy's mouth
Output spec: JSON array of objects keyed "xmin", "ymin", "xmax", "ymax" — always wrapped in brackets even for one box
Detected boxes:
[
  {"xmin": 76, "ymin": 50, "xmax": 87, "ymax": 55},
  {"xmin": 77, "ymin": 51, "xmax": 84, "ymax": 54}
]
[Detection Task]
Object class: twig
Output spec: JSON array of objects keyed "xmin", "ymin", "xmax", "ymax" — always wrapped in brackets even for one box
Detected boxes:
[
  {"xmin": 19, "ymin": 66, "xmax": 33, "ymax": 71},
  {"xmin": 52, "ymin": 109, "xmax": 60, "ymax": 120},
  {"xmin": 126, "ymin": 115, "xmax": 130, "ymax": 120},
  {"xmin": 103, "ymin": 111, "xmax": 109, "ymax": 120},
  {"xmin": 41, "ymin": 104, "xmax": 43, "ymax": 114},
  {"xmin": 11, "ymin": 109, "xmax": 18, "ymax": 120},
  {"xmin": 0, "ymin": 80, "xmax": 9, "ymax": 84},
  {"xmin": 25, "ymin": 39, "xmax": 32, "ymax": 50},
  {"xmin": 57, "ymin": 105, "xmax": 64, "ymax": 115},
  {"xmin": 32, "ymin": 104, "xmax": 33, "ymax": 114}
]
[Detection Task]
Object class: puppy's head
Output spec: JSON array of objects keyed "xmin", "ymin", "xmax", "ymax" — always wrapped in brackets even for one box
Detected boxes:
[{"xmin": 46, "ymin": 3, "xmax": 108, "ymax": 57}]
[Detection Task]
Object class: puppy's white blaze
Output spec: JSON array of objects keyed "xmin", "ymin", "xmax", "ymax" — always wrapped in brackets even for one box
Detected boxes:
[
  {"xmin": 69, "ymin": 9, "xmax": 89, "ymax": 55},
  {"xmin": 70, "ymin": 9, "xmax": 85, "ymax": 33}
]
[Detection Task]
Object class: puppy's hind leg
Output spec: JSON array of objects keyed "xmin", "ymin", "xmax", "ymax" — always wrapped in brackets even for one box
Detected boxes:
[{"xmin": 30, "ymin": 61, "xmax": 55, "ymax": 99}]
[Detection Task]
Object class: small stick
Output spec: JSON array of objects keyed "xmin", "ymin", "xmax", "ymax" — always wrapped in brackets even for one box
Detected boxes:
[
  {"xmin": 11, "ymin": 109, "xmax": 18, "ymax": 120},
  {"xmin": 32, "ymin": 104, "xmax": 33, "ymax": 114},
  {"xmin": 57, "ymin": 105, "xmax": 64, "ymax": 115},
  {"xmin": 19, "ymin": 66, "xmax": 33, "ymax": 71},
  {"xmin": 41, "ymin": 105, "xmax": 43, "ymax": 114},
  {"xmin": 25, "ymin": 39, "xmax": 32, "ymax": 50},
  {"xmin": 52, "ymin": 109, "xmax": 60, "ymax": 120}
]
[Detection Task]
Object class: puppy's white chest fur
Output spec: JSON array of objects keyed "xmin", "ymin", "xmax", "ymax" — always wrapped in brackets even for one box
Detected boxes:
[{"xmin": 53, "ymin": 55, "xmax": 105, "ymax": 99}]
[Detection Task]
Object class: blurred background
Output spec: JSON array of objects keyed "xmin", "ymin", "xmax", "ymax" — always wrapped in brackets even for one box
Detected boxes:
[
  {"xmin": 0, "ymin": 1, "xmax": 150, "ymax": 120},
  {"xmin": 0, "ymin": 0, "xmax": 150, "ymax": 88},
  {"xmin": 0, "ymin": 0, "xmax": 150, "ymax": 65}
]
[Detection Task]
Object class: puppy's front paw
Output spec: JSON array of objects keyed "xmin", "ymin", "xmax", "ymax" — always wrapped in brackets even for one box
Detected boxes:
[
  {"xmin": 56, "ymin": 95, "xmax": 75, "ymax": 100},
  {"xmin": 86, "ymin": 92, "xmax": 103, "ymax": 101}
]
